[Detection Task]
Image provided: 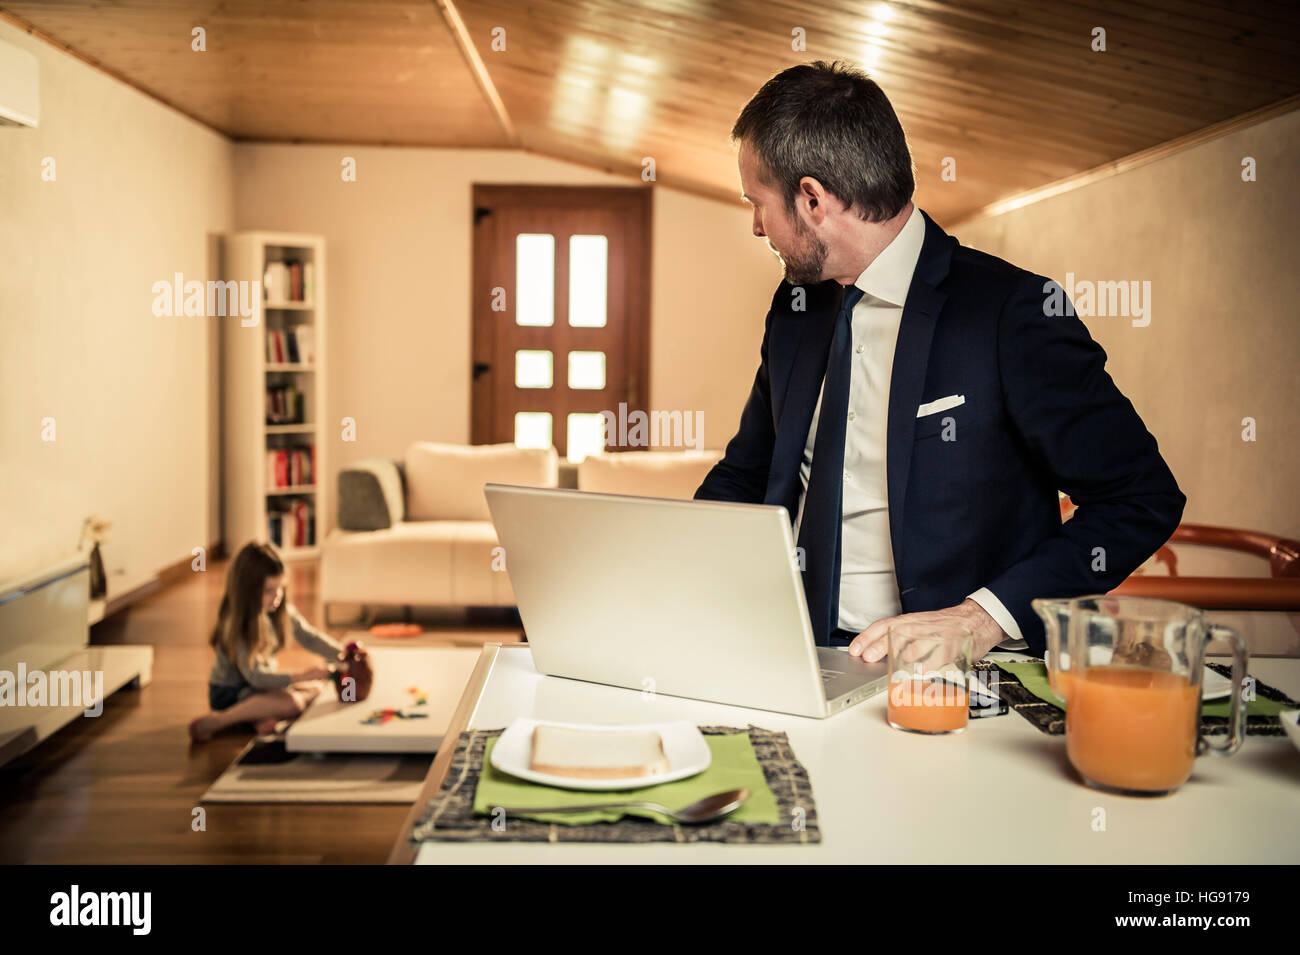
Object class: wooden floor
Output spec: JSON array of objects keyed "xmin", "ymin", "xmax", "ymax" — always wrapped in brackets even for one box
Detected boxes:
[{"xmin": 0, "ymin": 558, "xmax": 521, "ymax": 864}]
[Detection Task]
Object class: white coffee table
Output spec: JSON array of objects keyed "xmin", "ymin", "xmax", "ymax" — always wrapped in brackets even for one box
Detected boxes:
[{"xmin": 285, "ymin": 646, "xmax": 481, "ymax": 754}]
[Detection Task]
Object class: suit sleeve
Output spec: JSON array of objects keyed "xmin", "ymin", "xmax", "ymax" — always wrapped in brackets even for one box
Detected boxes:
[
  {"xmin": 693, "ymin": 307, "xmax": 776, "ymax": 504},
  {"xmin": 982, "ymin": 273, "xmax": 1186, "ymax": 656}
]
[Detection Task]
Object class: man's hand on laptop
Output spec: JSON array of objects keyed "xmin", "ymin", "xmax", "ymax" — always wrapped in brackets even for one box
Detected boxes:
[{"xmin": 847, "ymin": 599, "xmax": 1006, "ymax": 663}]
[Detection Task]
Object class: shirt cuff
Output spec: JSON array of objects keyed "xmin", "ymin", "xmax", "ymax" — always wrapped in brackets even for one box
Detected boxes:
[{"xmin": 967, "ymin": 588, "xmax": 1028, "ymax": 650}]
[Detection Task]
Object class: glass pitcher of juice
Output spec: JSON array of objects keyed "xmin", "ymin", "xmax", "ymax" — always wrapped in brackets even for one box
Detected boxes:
[{"xmin": 1033, "ymin": 595, "xmax": 1248, "ymax": 796}]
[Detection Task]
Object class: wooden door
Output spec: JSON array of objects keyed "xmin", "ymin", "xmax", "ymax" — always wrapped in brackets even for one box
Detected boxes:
[{"xmin": 470, "ymin": 186, "xmax": 651, "ymax": 460}]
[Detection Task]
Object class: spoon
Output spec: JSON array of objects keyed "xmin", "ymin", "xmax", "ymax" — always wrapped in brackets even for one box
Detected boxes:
[{"xmin": 497, "ymin": 787, "xmax": 750, "ymax": 825}]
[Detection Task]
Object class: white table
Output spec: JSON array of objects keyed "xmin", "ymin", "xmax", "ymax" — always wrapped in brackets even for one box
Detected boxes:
[{"xmin": 391, "ymin": 645, "xmax": 1300, "ymax": 864}]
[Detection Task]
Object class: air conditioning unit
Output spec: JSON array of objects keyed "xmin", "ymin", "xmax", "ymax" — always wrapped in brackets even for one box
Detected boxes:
[{"xmin": 0, "ymin": 37, "xmax": 39, "ymax": 128}]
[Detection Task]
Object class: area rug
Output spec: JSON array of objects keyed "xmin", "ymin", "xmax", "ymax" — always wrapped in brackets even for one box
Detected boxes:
[{"xmin": 200, "ymin": 736, "xmax": 431, "ymax": 804}]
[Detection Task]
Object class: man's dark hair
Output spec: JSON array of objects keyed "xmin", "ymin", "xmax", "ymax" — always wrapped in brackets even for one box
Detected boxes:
[{"xmin": 732, "ymin": 60, "xmax": 914, "ymax": 222}]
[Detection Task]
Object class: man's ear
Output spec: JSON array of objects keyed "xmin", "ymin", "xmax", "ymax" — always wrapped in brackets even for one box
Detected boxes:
[{"xmin": 798, "ymin": 175, "xmax": 832, "ymax": 225}]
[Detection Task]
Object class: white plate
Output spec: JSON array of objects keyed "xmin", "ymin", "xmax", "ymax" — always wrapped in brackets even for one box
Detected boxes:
[
  {"xmin": 1278, "ymin": 709, "xmax": 1300, "ymax": 753},
  {"xmin": 489, "ymin": 718, "xmax": 711, "ymax": 791}
]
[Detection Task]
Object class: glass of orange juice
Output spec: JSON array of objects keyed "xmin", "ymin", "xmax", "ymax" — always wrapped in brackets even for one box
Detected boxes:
[{"xmin": 886, "ymin": 624, "xmax": 973, "ymax": 735}]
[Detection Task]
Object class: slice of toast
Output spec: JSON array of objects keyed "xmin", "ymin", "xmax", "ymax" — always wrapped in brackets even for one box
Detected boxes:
[{"xmin": 529, "ymin": 724, "xmax": 669, "ymax": 779}]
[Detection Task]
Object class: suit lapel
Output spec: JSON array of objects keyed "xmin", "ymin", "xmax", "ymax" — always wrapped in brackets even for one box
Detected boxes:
[
  {"xmin": 764, "ymin": 282, "xmax": 840, "ymax": 518},
  {"xmin": 885, "ymin": 211, "xmax": 954, "ymax": 575},
  {"xmin": 765, "ymin": 313, "xmax": 833, "ymax": 515}
]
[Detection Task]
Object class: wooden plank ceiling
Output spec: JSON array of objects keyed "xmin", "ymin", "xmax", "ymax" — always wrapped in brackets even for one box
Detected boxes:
[{"xmin": 3, "ymin": 0, "xmax": 1297, "ymax": 223}]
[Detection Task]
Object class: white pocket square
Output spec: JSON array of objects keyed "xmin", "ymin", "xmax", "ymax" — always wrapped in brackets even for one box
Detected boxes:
[{"xmin": 916, "ymin": 394, "xmax": 965, "ymax": 418}]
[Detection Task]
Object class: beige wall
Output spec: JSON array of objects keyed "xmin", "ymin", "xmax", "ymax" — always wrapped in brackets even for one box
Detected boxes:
[
  {"xmin": 955, "ymin": 108, "xmax": 1300, "ymax": 550},
  {"xmin": 651, "ymin": 185, "xmax": 779, "ymax": 442},
  {"xmin": 232, "ymin": 144, "xmax": 778, "ymax": 525},
  {"xmin": 0, "ymin": 21, "xmax": 233, "ymax": 587}
]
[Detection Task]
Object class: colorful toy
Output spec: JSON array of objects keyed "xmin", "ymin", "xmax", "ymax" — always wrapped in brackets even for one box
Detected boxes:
[{"xmin": 359, "ymin": 685, "xmax": 428, "ymax": 725}]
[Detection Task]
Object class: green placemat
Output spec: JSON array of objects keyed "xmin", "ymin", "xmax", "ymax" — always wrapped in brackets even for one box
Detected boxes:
[
  {"xmin": 473, "ymin": 731, "xmax": 780, "ymax": 825},
  {"xmin": 992, "ymin": 660, "xmax": 1300, "ymax": 736},
  {"xmin": 994, "ymin": 661, "xmax": 1068, "ymax": 710},
  {"xmin": 409, "ymin": 725, "xmax": 821, "ymax": 845}
]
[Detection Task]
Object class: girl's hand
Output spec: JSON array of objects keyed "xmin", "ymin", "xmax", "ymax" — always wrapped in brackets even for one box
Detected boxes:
[{"xmin": 292, "ymin": 665, "xmax": 332, "ymax": 682}]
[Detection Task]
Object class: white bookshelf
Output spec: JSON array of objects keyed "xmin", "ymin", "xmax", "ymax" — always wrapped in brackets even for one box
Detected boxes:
[{"xmin": 223, "ymin": 232, "xmax": 326, "ymax": 561}]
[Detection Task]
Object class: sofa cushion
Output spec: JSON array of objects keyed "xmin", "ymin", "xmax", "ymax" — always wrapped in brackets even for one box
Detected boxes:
[
  {"xmin": 577, "ymin": 450, "xmax": 723, "ymax": 500},
  {"xmin": 337, "ymin": 458, "xmax": 405, "ymax": 530},
  {"xmin": 320, "ymin": 522, "xmax": 515, "ymax": 606},
  {"xmin": 404, "ymin": 442, "xmax": 558, "ymax": 521}
]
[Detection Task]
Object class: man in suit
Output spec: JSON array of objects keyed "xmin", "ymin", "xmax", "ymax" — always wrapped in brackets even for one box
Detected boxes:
[{"xmin": 694, "ymin": 61, "xmax": 1185, "ymax": 661}]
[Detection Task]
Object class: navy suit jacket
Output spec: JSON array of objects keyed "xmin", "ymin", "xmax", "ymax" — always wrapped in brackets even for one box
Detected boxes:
[{"xmin": 694, "ymin": 210, "xmax": 1185, "ymax": 656}]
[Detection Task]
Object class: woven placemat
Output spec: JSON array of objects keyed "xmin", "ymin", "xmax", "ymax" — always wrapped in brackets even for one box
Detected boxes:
[
  {"xmin": 988, "ymin": 659, "xmax": 1300, "ymax": 737},
  {"xmin": 408, "ymin": 725, "xmax": 821, "ymax": 845}
]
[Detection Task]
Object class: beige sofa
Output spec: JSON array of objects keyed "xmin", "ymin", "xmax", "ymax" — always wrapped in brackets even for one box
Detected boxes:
[{"xmin": 320, "ymin": 442, "xmax": 721, "ymax": 622}]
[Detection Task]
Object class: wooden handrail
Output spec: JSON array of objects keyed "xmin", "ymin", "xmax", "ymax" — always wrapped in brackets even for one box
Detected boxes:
[
  {"xmin": 1168, "ymin": 524, "xmax": 1300, "ymax": 578},
  {"xmin": 1113, "ymin": 576, "xmax": 1300, "ymax": 611},
  {"xmin": 1058, "ymin": 495, "xmax": 1300, "ymax": 611}
]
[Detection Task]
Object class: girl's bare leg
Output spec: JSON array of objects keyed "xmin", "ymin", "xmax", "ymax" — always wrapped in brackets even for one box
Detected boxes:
[{"xmin": 189, "ymin": 682, "xmax": 324, "ymax": 742}]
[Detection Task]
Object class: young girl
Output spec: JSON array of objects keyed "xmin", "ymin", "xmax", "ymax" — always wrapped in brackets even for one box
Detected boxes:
[{"xmin": 188, "ymin": 542, "xmax": 344, "ymax": 742}]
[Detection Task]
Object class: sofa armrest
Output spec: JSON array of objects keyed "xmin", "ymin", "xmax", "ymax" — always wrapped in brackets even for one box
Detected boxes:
[{"xmin": 337, "ymin": 458, "xmax": 405, "ymax": 530}]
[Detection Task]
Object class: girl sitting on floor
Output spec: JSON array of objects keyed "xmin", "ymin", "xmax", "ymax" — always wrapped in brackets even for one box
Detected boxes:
[{"xmin": 188, "ymin": 541, "xmax": 343, "ymax": 742}]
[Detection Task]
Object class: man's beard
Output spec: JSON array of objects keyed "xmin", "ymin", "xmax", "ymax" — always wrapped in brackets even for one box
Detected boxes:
[{"xmin": 772, "ymin": 215, "xmax": 828, "ymax": 286}]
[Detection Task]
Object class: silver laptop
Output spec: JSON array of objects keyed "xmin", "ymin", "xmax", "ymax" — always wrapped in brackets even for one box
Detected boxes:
[{"xmin": 483, "ymin": 484, "xmax": 888, "ymax": 718}]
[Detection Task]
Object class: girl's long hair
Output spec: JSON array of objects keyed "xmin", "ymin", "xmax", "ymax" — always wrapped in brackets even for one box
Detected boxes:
[{"xmin": 210, "ymin": 542, "xmax": 289, "ymax": 665}]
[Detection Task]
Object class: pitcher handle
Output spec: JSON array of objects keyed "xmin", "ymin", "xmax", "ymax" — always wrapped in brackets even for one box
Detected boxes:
[
  {"xmin": 1199, "ymin": 624, "xmax": 1249, "ymax": 757},
  {"xmin": 1043, "ymin": 619, "xmax": 1068, "ymax": 703}
]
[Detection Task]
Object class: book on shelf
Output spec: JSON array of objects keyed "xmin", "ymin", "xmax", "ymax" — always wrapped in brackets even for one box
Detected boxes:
[
  {"xmin": 267, "ymin": 498, "xmax": 315, "ymax": 550},
  {"xmin": 265, "ymin": 384, "xmax": 306, "ymax": 424},
  {"xmin": 263, "ymin": 259, "xmax": 314, "ymax": 305},
  {"xmin": 265, "ymin": 445, "xmax": 315, "ymax": 489},
  {"xmin": 294, "ymin": 325, "xmax": 315, "ymax": 364},
  {"xmin": 263, "ymin": 262, "xmax": 288, "ymax": 303},
  {"xmin": 265, "ymin": 328, "xmax": 312, "ymax": 366}
]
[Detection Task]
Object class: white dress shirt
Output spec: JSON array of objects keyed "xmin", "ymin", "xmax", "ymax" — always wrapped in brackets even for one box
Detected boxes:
[{"xmin": 792, "ymin": 205, "xmax": 1027, "ymax": 649}]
